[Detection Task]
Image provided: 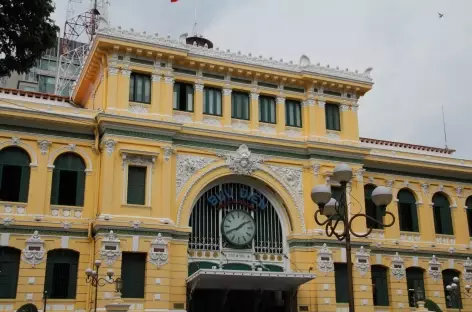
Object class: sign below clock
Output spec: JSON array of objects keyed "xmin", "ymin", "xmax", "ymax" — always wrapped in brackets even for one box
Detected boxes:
[{"xmin": 208, "ymin": 187, "xmax": 267, "ymax": 210}]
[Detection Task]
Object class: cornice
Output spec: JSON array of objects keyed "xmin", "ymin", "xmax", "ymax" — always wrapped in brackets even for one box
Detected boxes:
[{"xmin": 95, "ymin": 27, "xmax": 373, "ymax": 85}]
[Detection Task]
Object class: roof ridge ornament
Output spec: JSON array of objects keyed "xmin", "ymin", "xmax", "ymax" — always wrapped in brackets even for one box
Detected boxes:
[{"xmin": 217, "ymin": 144, "xmax": 266, "ymax": 175}]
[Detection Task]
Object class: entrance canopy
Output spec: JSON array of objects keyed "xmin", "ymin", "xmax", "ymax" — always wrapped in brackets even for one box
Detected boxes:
[{"xmin": 187, "ymin": 269, "xmax": 316, "ymax": 291}]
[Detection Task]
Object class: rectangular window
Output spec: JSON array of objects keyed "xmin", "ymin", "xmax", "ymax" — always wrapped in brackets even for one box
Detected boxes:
[
  {"xmin": 173, "ymin": 82, "xmax": 194, "ymax": 112},
  {"xmin": 203, "ymin": 87, "xmax": 222, "ymax": 116},
  {"xmin": 285, "ymin": 100, "xmax": 302, "ymax": 127},
  {"xmin": 127, "ymin": 166, "xmax": 146, "ymax": 205},
  {"xmin": 325, "ymin": 103, "xmax": 341, "ymax": 131},
  {"xmin": 259, "ymin": 95, "xmax": 276, "ymax": 124},
  {"xmin": 129, "ymin": 73, "xmax": 151, "ymax": 104},
  {"xmin": 335, "ymin": 263, "xmax": 349, "ymax": 303},
  {"xmin": 231, "ymin": 91, "xmax": 250, "ymax": 120},
  {"xmin": 371, "ymin": 266, "xmax": 389, "ymax": 306},
  {"xmin": 121, "ymin": 253, "xmax": 146, "ymax": 298}
]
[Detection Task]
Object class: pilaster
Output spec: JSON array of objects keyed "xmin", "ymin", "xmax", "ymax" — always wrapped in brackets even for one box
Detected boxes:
[
  {"xmin": 276, "ymin": 96, "xmax": 286, "ymax": 135},
  {"xmin": 106, "ymin": 67, "xmax": 119, "ymax": 110},
  {"xmin": 250, "ymin": 91, "xmax": 259, "ymax": 131},
  {"xmin": 452, "ymin": 194, "xmax": 468, "ymax": 245},
  {"xmin": 339, "ymin": 102, "xmax": 357, "ymax": 141},
  {"xmin": 151, "ymin": 61, "xmax": 162, "ymax": 114},
  {"xmin": 161, "ymin": 73, "xmax": 174, "ymax": 120},
  {"xmin": 419, "ymin": 190, "xmax": 436, "ymax": 242},
  {"xmin": 222, "ymin": 87, "xmax": 232, "ymax": 127},
  {"xmin": 118, "ymin": 64, "xmax": 131, "ymax": 110},
  {"xmin": 193, "ymin": 79, "xmax": 204, "ymax": 123},
  {"xmin": 158, "ymin": 147, "xmax": 173, "ymax": 219},
  {"xmin": 314, "ymin": 97, "xmax": 327, "ymax": 137},
  {"xmin": 99, "ymin": 139, "xmax": 116, "ymax": 215}
]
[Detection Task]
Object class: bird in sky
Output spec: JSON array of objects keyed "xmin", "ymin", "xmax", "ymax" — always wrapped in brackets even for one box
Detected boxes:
[{"xmin": 438, "ymin": 12, "xmax": 444, "ymax": 18}]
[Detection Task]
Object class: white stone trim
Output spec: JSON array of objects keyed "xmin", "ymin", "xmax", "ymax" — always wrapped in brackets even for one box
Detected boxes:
[
  {"xmin": 121, "ymin": 151, "xmax": 157, "ymax": 207},
  {"xmin": 0, "ymin": 137, "xmax": 38, "ymax": 166},
  {"xmin": 48, "ymin": 144, "xmax": 93, "ymax": 173}
]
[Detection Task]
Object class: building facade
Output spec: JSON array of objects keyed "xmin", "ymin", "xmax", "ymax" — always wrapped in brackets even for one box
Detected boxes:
[{"xmin": 0, "ymin": 26, "xmax": 471, "ymax": 312}]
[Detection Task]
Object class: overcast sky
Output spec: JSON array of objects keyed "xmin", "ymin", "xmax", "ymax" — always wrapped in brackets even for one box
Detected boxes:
[{"xmin": 53, "ymin": 0, "xmax": 472, "ymax": 159}]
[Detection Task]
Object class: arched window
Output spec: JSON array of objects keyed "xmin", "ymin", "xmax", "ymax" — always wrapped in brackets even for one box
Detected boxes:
[
  {"xmin": 371, "ymin": 265, "xmax": 389, "ymax": 306},
  {"xmin": 397, "ymin": 189, "xmax": 419, "ymax": 232},
  {"xmin": 406, "ymin": 267, "xmax": 425, "ymax": 307},
  {"xmin": 365, "ymin": 184, "xmax": 382, "ymax": 229},
  {"xmin": 0, "ymin": 147, "xmax": 30, "ymax": 202},
  {"xmin": 432, "ymin": 193, "xmax": 453, "ymax": 235},
  {"xmin": 44, "ymin": 249, "xmax": 79, "ymax": 299},
  {"xmin": 442, "ymin": 269, "xmax": 462, "ymax": 309},
  {"xmin": 331, "ymin": 185, "xmax": 345, "ymax": 219},
  {"xmin": 0, "ymin": 247, "xmax": 21, "ymax": 298},
  {"xmin": 17, "ymin": 304, "xmax": 38, "ymax": 312},
  {"xmin": 51, "ymin": 153, "xmax": 86, "ymax": 206},
  {"xmin": 466, "ymin": 196, "xmax": 472, "ymax": 237}
]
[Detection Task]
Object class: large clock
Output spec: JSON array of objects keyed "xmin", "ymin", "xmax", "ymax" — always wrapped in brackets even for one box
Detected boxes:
[{"xmin": 221, "ymin": 210, "xmax": 256, "ymax": 247}]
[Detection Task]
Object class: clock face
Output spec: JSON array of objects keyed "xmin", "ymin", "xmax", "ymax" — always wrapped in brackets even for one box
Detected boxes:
[{"xmin": 221, "ymin": 210, "xmax": 256, "ymax": 247}]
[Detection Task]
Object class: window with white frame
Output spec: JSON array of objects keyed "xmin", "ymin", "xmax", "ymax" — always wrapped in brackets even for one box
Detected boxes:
[{"xmin": 121, "ymin": 152, "xmax": 156, "ymax": 206}]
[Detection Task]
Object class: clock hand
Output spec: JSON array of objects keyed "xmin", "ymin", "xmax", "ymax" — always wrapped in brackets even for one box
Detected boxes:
[{"xmin": 226, "ymin": 221, "xmax": 251, "ymax": 234}]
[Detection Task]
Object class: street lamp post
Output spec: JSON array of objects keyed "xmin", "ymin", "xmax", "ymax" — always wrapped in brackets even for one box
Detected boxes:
[
  {"xmin": 85, "ymin": 260, "xmax": 123, "ymax": 312},
  {"xmin": 311, "ymin": 163, "xmax": 395, "ymax": 312},
  {"xmin": 446, "ymin": 276, "xmax": 471, "ymax": 312}
]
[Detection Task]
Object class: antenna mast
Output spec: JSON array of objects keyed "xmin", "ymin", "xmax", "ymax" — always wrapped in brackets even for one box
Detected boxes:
[
  {"xmin": 54, "ymin": 0, "xmax": 109, "ymax": 96},
  {"xmin": 441, "ymin": 105, "xmax": 449, "ymax": 150}
]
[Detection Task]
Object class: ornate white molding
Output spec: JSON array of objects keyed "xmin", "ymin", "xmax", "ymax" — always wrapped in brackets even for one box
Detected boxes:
[
  {"xmin": 194, "ymin": 83, "xmax": 204, "ymax": 92},
  {"xmin": 2, "ymin": 217, "xmax": 14, "ymax": 226},
  {"xmin": 176, "ymin": 154, "xmax": 216, "ymax": 196},
  {"xmin": 100, "ymin": 231, "xmax": 121, "ymax": 266},
  {"xmin": 250, "ymin": 92, "xmax": 259, "ymax": 100},
  {"xmin": 37, "ymin": 140, "xmax": 52, "ymax": 155},
  {"xmin": 351, "ymin": 104, "xmax": 359, "ymax": 112},
  {"xmin": 203, "ymin": 117, "xmax": 222, "ymax": 127},
  {"xmin": 421, "ymin": 182, "xmax": 429, "ymax": 194},
  {"xmin": 285, "ymin": 128, "xmax": 302, "ymax": 137},
  {"xmin": 97, "ymin": 27, "xmax": 373, "ymax": 83},
  {"xmin": 163, "ymin": 146, "xmax": 173, "ymax": 162},
  {"xmin": 355, "ymin": 168, "xmax": 365, "ymax": 183},
  {"xmin": 355, "ymin": 246, "xmax": 370, "ymax": 277},
  {"xmin": 313, "ymin": 163, "xmax": 321, "ymax": 176},
  {"xmin": 276, "ymin": 97, "xmax": 285, "ymax": 104},
  {"xmin": 340, "ymin": 104, "xmax": 349, "ymax": 112},
  {"xmin": 428, "ymin": 255, "xmax": 441, "ymax": 281},
  {"xmin": 456, "ymin": 187, "xmax": 463, "ymax": 197},
  {"xmin": 173, "ymin": 112, "xmax": 194, "ymax": 124},
  {"xmin": 217, "ymin": 144, "xmax": 265, "ymax": 175},
  {"xmin": 317, "ymin": 100, "xmax": 325, "ymax": 108},
  {"xmin": 386, "ymin": 180, "xmax": 394, "ymax": 188},
  {"xmin": 164, "ymin": 76, "xmax": 174, "ymax": 85},
  {"xmin": 390, "ymin": 252, "xmax": 405, "ymax": 280},
  {"xmin": 22, "ymin": 231, "xmax": 45, "ymax": 267},
  {"xmin": 259, "ymin": 124, "xmax": 276, "ymax": 135},
  {"xmin": 463, "ymin": 257, "xmax": 472, "ymax": 283},
  {"xmin": 149, "ymin": 233, "xmax": 169, "ymax": 268},
  {"xmin": 108, "ymin": 67, "xmax": 119, "ymax": 76},
  {"xmin": 152, "ymin": 74, "xmax": 161, "ymax": 82},
  {"xmin": 129, "ymin": 102, "xmax": 149, "ymax": 114},
  {"xmin": 223, "ymin": 88, "xmax": 232, "ymax": 96},
  {"xmin": 317, "ymin": 243, "xmax": 334, "ymax": 275},
  {"xmin": 231, "ymin": 120, "xmax": 249, "ymax": 131},
  {"xmin": 101, "ymin": 139, "xmax": 116, "ymax": 156},
  {"xmin": 48, "ymin": 145, "xmax": 93, "ymax": 172},
  {"xmin": 121, "ymin": 69, "xmax": 131, "ymax": 77},
  {"xmin": 303, "ymin": 99, "xmax": 315, "ymax": 107},
  {"xmin": 122, "ymin": 153, "xmax": 156, "ymax": 171}
]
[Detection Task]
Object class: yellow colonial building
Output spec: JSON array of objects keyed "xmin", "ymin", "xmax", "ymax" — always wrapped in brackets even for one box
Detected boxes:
[{"xmin": 0, "ymin": 26, "xmax": 472, "ymax": 312}]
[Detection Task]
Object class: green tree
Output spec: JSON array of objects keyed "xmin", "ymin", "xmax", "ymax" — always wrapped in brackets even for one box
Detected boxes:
[
  {"xmin": 0, "ymin": 0, "xmax": 59, "ymax": 77},
  {"xmin": 424, "ymin": 299, "xmax": 443, "ymax": 312}
]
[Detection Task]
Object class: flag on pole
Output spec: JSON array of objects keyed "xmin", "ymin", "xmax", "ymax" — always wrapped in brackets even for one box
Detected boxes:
[{"xmin": 171, "ymin": 0, "xmax": 178, "ymax": 2}]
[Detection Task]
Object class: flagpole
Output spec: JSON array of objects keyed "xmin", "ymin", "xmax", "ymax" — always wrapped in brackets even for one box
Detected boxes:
[{"xmin": 192, "ymin": 0, "xmax": 198, "ymax": 35}]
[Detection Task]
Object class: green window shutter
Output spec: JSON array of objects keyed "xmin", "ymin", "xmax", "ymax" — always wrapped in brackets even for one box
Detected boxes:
[
  {"xmin": 365, "ymin": 185, "xmax": 381, "ymax": 229},
  {"xmin": 410, "ymin": 202, "xmax": 419, "ymax": 232},
  {"xmin": 121, "ymin": 253, "xmax": 146, "ymax": 298},
  {"xmin": 467, "ymin": 198, "xmax": 472, "ymax": 237},
  {"xmin": 44, "ymin": 256, "xmax": 54, "ymax": 296},
  {"xmin": 335, "ymin": 263, "xmax": 349, "ymax": 303},
  {"xmin": 0, "ymin": 247, "xmax": 21, "ymax": 299},
  {"xmin": 50, "ymin": 169, "xmax": 60, "ymax": 205},
  {"xmin": 129, "ymin": 75, "xmax": 135, "ymax": 101},
  {"xmin": 45, "ymin": 250, "xmax": 79, "ymax": 299},
  {"xmin": 18, "ymin": 166, "xmax": 30, "ymax": 203},
  {"xmin": 433, "ymin": 206, "xmax": 443, "ymax": 234},
  {"xmin": 173, "ymin": 83, "xmax": 180, "ymax": 109},
  {"xmin": 203, "ymin": 88, "xmax": 208, "ymax": 114},
  {"xmin": 371, "ymin": 266, "xmax": 389, "ymax": 306},
  {"xmin": 406, "ymin": 268, "xmax": 425, "ymax": 307},
  {"xmin": 440, "ymin": 206, "xmax": 453, "ymax": 235},
  {"xmin": 75, "ymin": 171, "xmax": 85, "ymax": 206},
  {"xmin": 433, "ymin": 193, "xmax": 453, "ymax": 235},
  {"xmin": 68, "ymin": 261, "xmax": 78, "ymax": 299},
  {"xmin": 127, "ymin": 166, "xmax": 146, "ymax": 205},
  {"xmin": 143, "ymin": 76, "xmax": 151, "ymax": 103}
]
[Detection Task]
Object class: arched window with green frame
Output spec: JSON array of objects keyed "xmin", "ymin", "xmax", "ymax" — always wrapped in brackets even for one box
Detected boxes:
[
  {"xmin": 44, "ymin": 249, "xmax": 79, "ymax": 299},
  {"xmin": 50, "ymin": 153, "xmax": 86, "ymax": 207},
  {"xmin": 432, "ymin": 193, "xmax": 453, "ymax": 235},
  {"xmin": 0, "ymin": 147, "xmax": 31, "ymax": 202},
  {"xmin": 466, "ymin": 196, "xmax": 472, "ymax": 237},
  {"xmin": 397, "ymin": 189, "xmax": 419, "ymax": 232}
]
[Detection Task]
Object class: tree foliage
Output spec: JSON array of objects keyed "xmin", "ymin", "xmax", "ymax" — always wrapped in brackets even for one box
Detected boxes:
[
  {"xmin": 424, "ymin": 299, "xmax": 443, "ymax": 312},
  {"xmin": 0, "ymin": 0, "xmax": 59, "ymax": 77}
]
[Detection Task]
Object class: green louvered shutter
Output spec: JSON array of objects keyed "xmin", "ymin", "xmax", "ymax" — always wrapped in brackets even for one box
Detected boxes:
[
  {"xmin": 50, "ymin": 169, "xmax": 60, "ymax": 205},
  {"xmin": 441, "ymin": 206, "xmax": 453, "ymax": 235},
  {"xmin": 44, "ymin": 256, "xmax": 54, "ymax": 296},
  {"xmin": 410, "ymin": 202, "xmax": 419, "ymax": 232},
  {"xmin": 121, "ymin": 253, "xmax": 146, "ymax": 298},
  {"xmin": 406, "ymin": 268, "xmax": 425, "ymax": 307},
  {"xmin": 186, "ymin": 84, "xmax": 194, "ymax": 111},
  {"xmin": 68, "ymin": 260, "xmax": 78, "ymax": 299},
  {"xmin": 0, "ymin": 247, "xmax": 20, "ymax": 299},
  {"xmin": 19, "ymin": 166, "xmax": 30, "ymax": 203},
  {"xmin": 75, "ymin": 171, "xmax": 85, "ymax": 206},
  {"xmin": 335, "ymin": 263, "xmax": 348, "ymax": 303},
  {"xmin": 371, "ymin": 266, "xmax": 389, "ymax": 306},
  {"xmin": 127, "ymin": 166, "xmax": 146, "ymax": 205}
]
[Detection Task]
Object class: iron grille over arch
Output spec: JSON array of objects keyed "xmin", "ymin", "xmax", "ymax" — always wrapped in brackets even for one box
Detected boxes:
[{"xmin": 189, "ymin": 182, "xmax": 284, "ymax": 255}]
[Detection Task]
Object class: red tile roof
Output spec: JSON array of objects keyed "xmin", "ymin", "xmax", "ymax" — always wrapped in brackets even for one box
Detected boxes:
[{"xmin": 360, "ymin": 137, "xmax": 455, "ymax": 155}]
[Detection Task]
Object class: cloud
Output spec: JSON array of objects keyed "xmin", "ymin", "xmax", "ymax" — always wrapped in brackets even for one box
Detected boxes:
[{"xmin": 53, "ymin": 0, "xmax": 472, "ymax": 158}]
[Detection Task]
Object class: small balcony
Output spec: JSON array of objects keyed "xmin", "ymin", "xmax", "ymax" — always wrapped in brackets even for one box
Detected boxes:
[{"xmin": 50, "ymin": 205, "xmax": 83, "ymax": 218}]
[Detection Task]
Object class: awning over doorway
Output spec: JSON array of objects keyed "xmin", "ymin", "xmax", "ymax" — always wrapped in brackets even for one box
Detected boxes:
[{"xmin": 186, "ymin": 269, "xmax": 316, "ymax": 291}]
